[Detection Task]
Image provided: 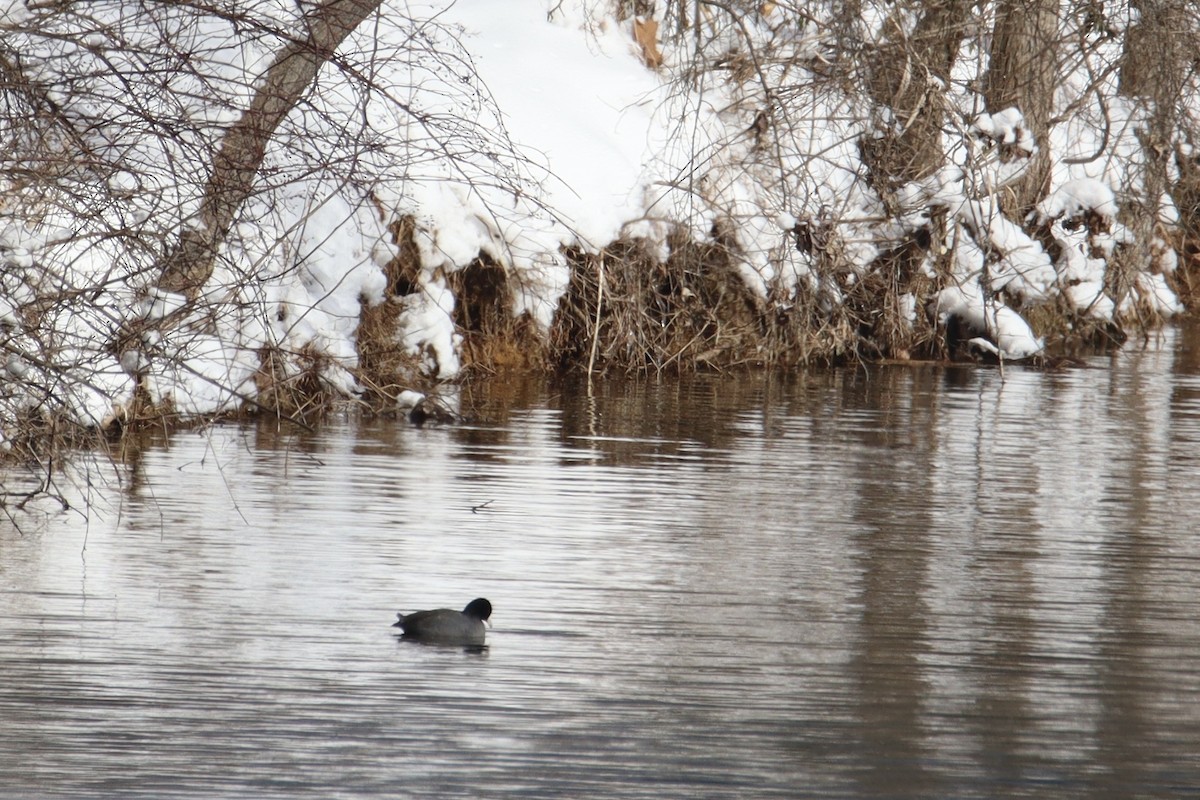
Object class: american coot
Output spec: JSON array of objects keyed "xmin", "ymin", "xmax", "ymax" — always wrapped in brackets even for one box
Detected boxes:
[{"xmin": 392, "ymin": 598, "xmax": 492, "ymax": 645}]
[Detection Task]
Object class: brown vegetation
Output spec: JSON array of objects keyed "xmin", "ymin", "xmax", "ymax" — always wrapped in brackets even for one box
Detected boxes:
[
  {"xmin": 547, "ymin": 224, "xmax": 938, "ymax": 375},
  {"xmin": 353, "ymin": 215, "xmax": 426, "ymax": 406},
  {"xmin": 447, "ymin": 258, "xmax": 548, "ymax": 374}
]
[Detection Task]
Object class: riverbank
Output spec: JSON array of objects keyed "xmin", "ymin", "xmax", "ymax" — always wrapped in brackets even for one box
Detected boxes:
[{"xmin": 1, "ymin": 1, "xmax": 1198, "ymax": 461}]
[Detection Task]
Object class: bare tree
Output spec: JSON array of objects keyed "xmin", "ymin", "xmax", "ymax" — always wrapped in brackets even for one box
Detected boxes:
[
  {"xmin": 157, "ymin": 0, "xmax": 383, "ymax": 298},
  {"xmin": 984, "ymin": 0, "xmax": 1061, "ymax": 216}
]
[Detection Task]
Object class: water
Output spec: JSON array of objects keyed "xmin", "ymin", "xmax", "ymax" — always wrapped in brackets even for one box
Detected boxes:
[{"xmin": 3, "ymin": 328, "xmax": 1200, "ymax": 798}]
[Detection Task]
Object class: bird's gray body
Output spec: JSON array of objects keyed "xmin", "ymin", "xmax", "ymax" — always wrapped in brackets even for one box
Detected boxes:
[{"xmin": 392, "ymin": 598, "xmax": 492, "ymax": 645}]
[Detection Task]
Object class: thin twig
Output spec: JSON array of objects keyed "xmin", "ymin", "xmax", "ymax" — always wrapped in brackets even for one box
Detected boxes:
[{"xmin": 586, "ymin": 254, "xmax": 605, "ymax": 382}]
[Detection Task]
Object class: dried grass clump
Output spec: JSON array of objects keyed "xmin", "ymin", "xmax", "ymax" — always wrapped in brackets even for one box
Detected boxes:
[
  {"xmin": 446, "ymin": 256, "xmax": 548, "ymax": 374},
  {"xmin": 1102, "ymin": 233, "xmax": 1175, "ymax": 336},
  {"xmin": 356, "ymin": 295, "xmax": 429, "ymax": 407},
  {"xmin": 0, "ymin": 367, "xmax": 186, "ymax": 475},
  {"xmin": 1167, "ymin": 233, "xmax": 1200, "ymax": 309},
  {"xmin": 552, "ymin": 229, "xmax": 841, "ymax": 374},
  {"xmin": 357, "ymin": 213, "xmax": 549, "ymax": 400},
  {"xmin": 354, "ymin": 213, "xmax": 448, "ymax": 407},
  {"xmin": 827, "ymin": 219, "xmax": 948, "ymax": 362},
  {"xmin": 553, "ymin": 237, "xmax": 720, "ymax": 372},
  {"xmin": 1, "ymin": 408, "xmax": 108, "ymax": 468},
  {"xmin": 254, "ymin": 343, "xmax": 340, "ymax": 418},
  {"xmin": 1018, "ymin": 297, "xmax": 1124, "ymax": 356},
  {"xmin": 380, "ymin": 215, "xmax": 423, "ymax": 297}
]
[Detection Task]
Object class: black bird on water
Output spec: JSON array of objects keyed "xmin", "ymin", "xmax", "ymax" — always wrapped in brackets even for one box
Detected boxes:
[{"xmin": 392, "ymin": 598, "xmax": 492, "ymax": 646}]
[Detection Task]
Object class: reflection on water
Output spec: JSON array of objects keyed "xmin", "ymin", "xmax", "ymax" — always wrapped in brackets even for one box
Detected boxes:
[{"xmin": 4, "ymin": 327, "xmax": 1200, "ymax": 797}]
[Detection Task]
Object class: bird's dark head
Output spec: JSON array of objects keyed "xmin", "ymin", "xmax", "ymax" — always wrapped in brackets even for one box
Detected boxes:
[{"xmin": 463, "ymin": 598, "xmax": 492, "ymax": 622}]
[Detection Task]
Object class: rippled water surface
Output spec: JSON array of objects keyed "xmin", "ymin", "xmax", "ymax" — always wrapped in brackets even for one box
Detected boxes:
[{"xmin": 5, "ymin": 330, "xmax": 1200, "ymax": 798}]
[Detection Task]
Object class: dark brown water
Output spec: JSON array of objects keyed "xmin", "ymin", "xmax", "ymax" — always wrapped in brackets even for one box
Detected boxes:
[{"xmin": 3, "ymin": 327, "xmax": 1200, "ymax": 798}]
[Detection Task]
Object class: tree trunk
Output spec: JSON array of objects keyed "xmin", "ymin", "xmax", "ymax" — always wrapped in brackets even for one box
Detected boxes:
[
  {"xmin": 157, "ymin": 0, "xmax": 382, "ymax": 298},
  {"xmin": 862, "ymin": 1, "xmax": 971, "ymax": 193},
  {"xmin": 1118, "ymin": 0, "xmax": 1200, "ymax": 299},
  {"xmin": 984, "ymin": 0, "xmax": 1061, "ymax": 217},
  {"xmin": 1117, "ymin": 0, "xmax": 1193, "ymax": 213}
]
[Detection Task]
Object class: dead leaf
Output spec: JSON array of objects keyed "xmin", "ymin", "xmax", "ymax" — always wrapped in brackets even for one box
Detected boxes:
[{"xmin": 633, "ymin": 17, "xmax": 662, "ymax": 69}]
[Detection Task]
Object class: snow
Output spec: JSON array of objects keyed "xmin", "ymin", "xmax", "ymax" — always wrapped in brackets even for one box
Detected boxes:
[
  {"xmin": 461, "ymin": 3, "xmax": 659, "ymax": 249},
  {"xmin": 972, "ymin": 107, "xmax": 1036, "ymax": 154},
  {"xmin": 395, "ymin": 390, "xmax": 425, "ymax": 411},
  {"xmin": 396, "ymin": 277, "xmax": 462, "ymax": 380},
  {"xmin": 0, "ymin": 0, "xmax": 1194, "ymax": 433},
  {"xmin": 931, "ymin": 284, "xmax": 1044, "ymax": 360},
  {"xmin": 0, "ymin": 297, "xmax": 16, "ymax": 328},
  {"xmin": 0, "ymin": 0, "xmax": 28, "ymax": 26},
  {"xmin": 1126, "ymin": 273, "xmax": 1184, "ymax": 318},
  {"xmin": 954, "ymin": 198, "xmax": 1056, "ymax": 302},
  {"xmin": 140, "ymin": 288, "xmax": 188, "ymax": 321},
  {"xmin": 1036, "ymin": 179, "xmax": 1119, "ymax": 225}
]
